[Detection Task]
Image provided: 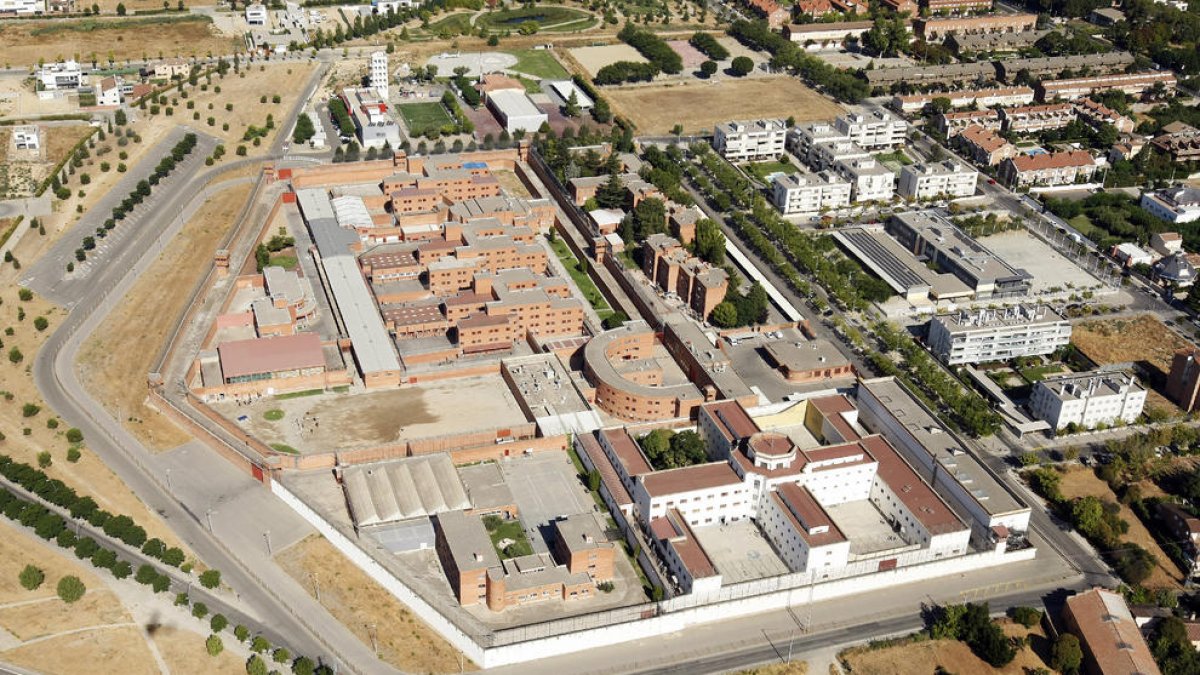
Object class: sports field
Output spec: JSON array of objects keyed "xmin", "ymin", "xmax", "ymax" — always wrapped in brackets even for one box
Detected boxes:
[
  {"xmin": 508, "ymin": 49, "xmax": 571, "ymax": 80},
  {"xmin": 397, "ymin": 102, "xmax": 454, "ymax": 137},
  {"xmin": 604, "ymin": 76, "xmax": 844, "ymax": 135}
]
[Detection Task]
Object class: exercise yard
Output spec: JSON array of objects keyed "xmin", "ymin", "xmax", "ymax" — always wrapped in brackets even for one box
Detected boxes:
[
  {"xmin": 210, "ymin": 375, "xmax": 528, "ymax": 454},
  {"xmin": 397, "ymin": 102, "xmax": 455, "ymax": 137},
  {"xmin": 604, "ymin": 76, "xmax": 844, "ymax": 135}
]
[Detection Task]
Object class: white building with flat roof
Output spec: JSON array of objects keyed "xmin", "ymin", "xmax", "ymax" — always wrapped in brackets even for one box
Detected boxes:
[
  {"xmin": 835, "ymin": 157, "xmax": 895, "ymax": 203},
  {"xmin": 898, "ymin": 160, "xmax": 978, "ymax": 201},
  {"xmin": 1112, "ymin": 242, "xmax": 1153, "ymax": 268},
  {"xmin": 1029, "ymin": 370, "xmax": 1146, "ymax": 432},
  {"xmin": 1142, "ymin": 188, "xmax": 1200, "ymax": 225},
  {"xmin": 809, "ymin": 140, "xmax": 871, "ymax": 172},
  {"xmin": 713, "ymin": 119, "xmax": 787, "ymax": 162},
  {"xmin": 546, "ymin": 80, "xmax": 594, "ymax": 110},
  {"xmin": 786, "ymin": 121, "xmax": 847, "ymax": 163},
  {"xmin": 245, "ymin": 2, "xmax": 267, "ymax": 24},
  {"xmin": 11, "ymin": 125, "xmax": 40, "ymax": 150},
  {"xmin": 486, "ymin": 89, "xmax": 548, "ymax": 134},
  {"xmin": 369, "ymin": 51, "xmax": 389, "ymax": 101},
  {"xmin": 835, "ymin": 110, "xmax": 907, "ymax": 150},
  {"xmin": 0, "ymin": 0, "xmax": 44, "ymax": 13},
  {"xmin": 771, "ymin": 171, "xmax": 852, "ymax": 215},
  {"xmin": 928, "ymin": 304, "xmax": 1071, "ymax": 365},
  {"xmin": 36, "ymin": 61, "xmax": 85, "ymax": 91}
]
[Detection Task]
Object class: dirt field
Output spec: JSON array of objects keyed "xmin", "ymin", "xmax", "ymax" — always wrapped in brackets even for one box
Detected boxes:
[
  {"xmin": 1072, "ymin": 314, "xmax": 1192, "ymax": 378},
  {"xmin": 841, "ymin": 622, "xmax": 1052, "ymax": 675},
  {"xmin": 275, "ymin": 534, "xmax": 472, "ymax": 673},
  {"xmin": 1058, "ymin": 466, "xmax": 1182, "ymax": 588},
  {"xmin": 604, "ymin": 76, "xmax": 844, "ymax": 134},
  {"xmin": 79, "ymin": 180, "xmax": 254, "ymax": 452},
  {"xmin": 3, "ymin": 625, "xmax": 157, "ymax": 675},
  {"xmin": 183, "ymin": 62, "xmax": 318, "ymax": 147},
  {"xmin": 0, "ymin": 17, "xmax": 237, "ymax": 68},
  {"xmin": 0, "ymin": 124, "xmax": 93, "ymax": 199},
  {"xmin": 569, "ymin": 44, "xmax": 648, "ymax": 77},
  {"xmin": 735, "ymin": 663, "xmax": 807, "ymax": 675},
  {"xmin": 153, "ymin": 624, "xmax": 247, "ymax": 675}
]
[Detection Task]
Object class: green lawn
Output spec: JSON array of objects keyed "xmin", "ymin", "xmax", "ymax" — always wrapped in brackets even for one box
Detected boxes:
[
  {"xmin": 507, "ymin": 48, "xmax": 570, "ymax": 80},
  {"xmin": 1067, "ymin": 214, "xmax": 1102, "ymax": 240},
  {"xmin": 549, "ymin": 236, "xmax": 613, "ymax": 317},
  {"xmin": 270, "ymin": 443, "xmax": 298, "ymax": 455},
  {"xmin": 874, "ymin": 150, "xmax": 913, "ymax": 166},
  {"xmin": 744, "ymin": 160, "xmax": 798, "ymax": 182},
  {"xmin": 397, "ymin": 102, "xmax": 454, "ymax": 137},
  {"xmin": 477, "ymin": 5, "xmax": 594, "ymax": 32},
  {"xmin": 264, "ymin": 409, "xmax": 285, "ymax": 421},
  {"xmin": 274, "ymin": 388, "xmax": 324, "ymax": 400},
  {"xmin": 483, "ymin": 515, "xmax": 534, "ymax": 559},
  {"xmin": 1020, "ymin": 363, "xmax": 1071, "ymax": 383},
  {"xmin": 424, "ymin": 11, "xmax": 472, "ymax": 35},
  {"xmin": 269, "ymin": 254, "xmax": 298, "ymax": 270}
]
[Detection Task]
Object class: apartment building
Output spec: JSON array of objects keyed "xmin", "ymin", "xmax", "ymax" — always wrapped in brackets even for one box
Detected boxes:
[
  {"xmin": 1167, "ymin": 348, "xmax": 1200, "ymax": 412},
  {"xmin": 946, "ymin": 28, "xmax": 1049, "ymax": 54},
  {"xmin": 786, "ymin": 121, "xmax": 846, "ymax": 162},
  {"xmin": 642, "ymin": 234, "xmax": 730, "ymax": 317},
  {"xmin": 369, "ymin": 50, "xmax": 389, "ymax": 101},
  {"xmin": 784, "ymin": 20, "xmax": 874, "ymax": 47},
  {"xmin": 994, "ymin": 52, "xmax": 1135, "ymax": 83},
  {"xmin": 1074, "ymin": 97, "xmax": 1135, "ymax": 133},
  {"xmin": 999, "ymin": 150, "xmax": 1097, "ymax": 188},
  {"xmin": 713, "ymin": 119, "xmax": 787, "ymax": 162},
  {"xmin": 770, "ymin": 171, "xmax": 852, "ymax": 215},
  {"xmin": 809, "ymin": 140, "xmax": 872, "ymax": 172},
  {"xmin": 1156, "ymin": 503, "xmax": 1200, "ymax": 578},
  {"xmin": 446, "ymin": 270, "xmax": 586, "ymax": 353},
  {"xmin": 936, "ymin": 109, "xmax": 1001, "ymax": 138},
  {"xmin": 863, "ymin": 61, "xmax": 996, "ymax": 89},
  {"xmin": 892, "ymin": 86, "xmax": 1034, "ymax": 114},
  {"xmin": 1029, "ymin": 370, "xmax": 1146, "ymax": 431},
  {"xmin": 421, "ymin": 220, "xmax": 546, "ymax": 295},
  {"xmin": 897, "ymin": 160, "xmax": 978, "ymax": 200},
  {"xmin": 834, "ymin": 110, "xmax": 907, "ymax": 150},
  {"xmin": 924, "ymin": 0, "xmax": 992, "ymax": 12},
  {"xmin": 914, "ymin": 13, "xmax": 1038, "ymax": 42},
  {"xmin": 551, "ymin": 514, "xmax": 616, "ymax": 582},
  {"xmin": 1141, "ymin": 187, "xmax": 1200, "ymax": 225},
  {"xmin": 999, "ymin": 103, "xmax": 1076, "ymax": 134},
  {"xmin": 927, "ymin": 304, "xmax": 1071, "ymax": 365},
  {"xmin": 1150, "ymin": 122, "xmax": 1200, "ymax": 163},
  {"xmin": 956, "ymin": 124, "xmax": 1016, "ymax": 166},
  {"xmin": 835, "ymin": 157, "xmax": 896, "ymax": 203},
  {"xmin": 1037, "ymin": 71, "xmax": 1176, "ymax": 101}
]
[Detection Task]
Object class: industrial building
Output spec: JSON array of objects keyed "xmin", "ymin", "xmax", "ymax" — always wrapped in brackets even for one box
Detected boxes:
[
  {"xmin": 485, "ymin": 88, "xmax": 549, "ymax": 134},
  {"xmin": 1029, "ymin": 370, "xmax": 1146, "ymax": 432},
  {"xmin": 888, "ymin": 211, "xmax": 1030, "ymax": 299},
  {"xmin": 927, "ymin": 305, "xmax": 1071, "ymax": 365}
]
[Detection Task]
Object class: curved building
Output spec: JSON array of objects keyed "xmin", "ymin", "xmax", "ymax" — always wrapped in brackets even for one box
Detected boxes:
[{"xmin": 582, "ymin": 321, "xmax": 707, "ymax": 422}]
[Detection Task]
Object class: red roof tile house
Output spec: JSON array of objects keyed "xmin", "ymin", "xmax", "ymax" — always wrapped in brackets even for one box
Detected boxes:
[
  {"xmin": 745, "ymin": 0, "xmax": 790, "ymax": 28},
  {"xmin": 999, "ymin": 150, "xmax": 1098, "ymax": 188}
]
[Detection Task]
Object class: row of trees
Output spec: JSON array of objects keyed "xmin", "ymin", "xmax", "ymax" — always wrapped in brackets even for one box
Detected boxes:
[
  {"xmin": 728, "ymin": 20, "xmax": 870, "ymax": 103},
  {"xmin": 618, "ymin": 22, "xmax": 683, "ymax": 75},
  {"xmin": 688, "ymin": 31, "xmax": 729, "ymax": 60},
  {"xmin": 595, "ymin": 61, "xmax": 659, "ymax": 85}
]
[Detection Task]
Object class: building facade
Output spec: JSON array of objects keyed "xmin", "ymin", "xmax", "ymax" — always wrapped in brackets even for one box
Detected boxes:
[
  {"xmin": 1029, "ymin": 370, "xmax": 1146, "ymax": 431},
  {"xmin": 770, "ymin": 171, "xmax": 852, "ymax": 215},
  {"xmin": 927, "ymin": 305, "xmax": 1072, "ymax": 365},
  {"xmin": 713, "ymin": 119, "xmax": 787, "ymax": 162},
  {"xmin": 898, "ymin": 160, "xmax": 978, "ymax": 200}
]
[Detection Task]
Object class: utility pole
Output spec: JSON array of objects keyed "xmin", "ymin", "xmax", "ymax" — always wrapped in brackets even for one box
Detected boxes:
[{"xmin": 264, "ymin": 529, "xmax": 272, "ymax": 556}]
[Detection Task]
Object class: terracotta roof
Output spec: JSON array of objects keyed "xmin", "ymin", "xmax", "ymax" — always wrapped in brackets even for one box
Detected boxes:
[
  {"xmin": 218, "ymin": 333, "xmax": 325, "ymax": 380},
  {"xmin": 641, "ymin": 462, "xmax": 743, "ymax": 498},
  {"xmin": 774, "ymin": 482, "xmax": 847, "ymax": 547},
  {"xmin": 701, "ymin": 400, "xmax": 760, "ymax": 444},
  {"xmin": 810, "ymin": 395, "xmax": 861, "ymax": 441},
  {"xmin": 960, "ymin": 125, "xmax": 1011, "ymax": 153},
  {"xmin": 1009, "ymin": 150, "xmax": 1095, "ymax": 172},
  {"xmin": 576, "ymin": 433, "xmax": 633, "ymax": 506},
  {"xmin": 652, "ymin": 509, "xmax": 718, "ymax": 579},
  {"xmin": 748, "ymin": 432, "xmax": 795, "ymax": 458},
  {"xmin": 1065, "ymin": 589, "xmax": 1161, "ymax": 675},
  {"xmin": 601, "ymin": 428, "xmax": 653, "ymax": 476},
  {"xmin": 860, "ymin": 435, "xmax": 966, "ymax": 534}
]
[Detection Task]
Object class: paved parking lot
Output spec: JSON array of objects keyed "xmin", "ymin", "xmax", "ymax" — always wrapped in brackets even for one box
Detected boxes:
[{"xmin": 499, "ymin": 451, "xmax": 595, "ymax": 552}]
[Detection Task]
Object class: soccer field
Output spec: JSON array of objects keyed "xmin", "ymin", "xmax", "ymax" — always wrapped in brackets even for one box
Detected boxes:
[{"xmin": 397, "ymin": 102, "xmax": 454, "ymax": 137}]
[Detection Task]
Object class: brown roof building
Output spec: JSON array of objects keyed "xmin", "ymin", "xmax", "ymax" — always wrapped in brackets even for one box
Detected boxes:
[
  {"xmin": 1150, "ymin": 122, "xmax": 1200, "ymax": 163},
  {"xmin": 914, "ymin": 13, "xmax": 1037, "ymax": 42},
  {"xmin": 642, "ymin": 233, "xmax": 729, "ymax": 319},
  {"xmin": 1166, "ymin": 347, "xmax": 1200, "ymax": 412},
  {"xmin": 1037, "ymin": 71, "xmax": 1176, "ymax": 102},
  {"xmin": 999, "ymin": 150, "xmax": 1097, "ymax": 188},
  {"xmin": 217, "ymin": 333, "xmax": 326, "ymax": 384},
  {"xmin": 1062, "ymin": 588, "xmax": 1161, "ymax": 675},
  {"xmin": 956, "ymin": 124, "xmax": 1016, "ymax": 166}
]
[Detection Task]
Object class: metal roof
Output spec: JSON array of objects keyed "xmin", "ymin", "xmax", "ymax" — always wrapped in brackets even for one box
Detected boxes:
[{"xmin": 342, "ymin": 454, "xmax": 471, "ymax": 527}]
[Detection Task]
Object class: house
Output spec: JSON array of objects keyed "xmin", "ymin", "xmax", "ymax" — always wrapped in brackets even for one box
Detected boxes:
[
  {"xmin": 1074, "ymin": 98, "xmax": 1135, "ymax": 134},
  {"xmin": 999, "ymin": 103, "xmax": 1076, "ymax": 135},
  {"xmin": 36, "ymin": 61, "xmax": 85, "ymax": 91},
  {"xmin": 1111, "ymin": 242, "xmax": 1154, "ymax": 268},
  {"xmin": 245, "ymin": 3, "xmax": 267, "ymax": 25},
  {"xmin": 95, "ymin": 76, "xmax": 122, "ymax": 107},
  {"xmin": 956, "ymin": 125, "xmax": 1016, "ymax": 166},
  {"xmin": 0, "ymin": 0, "xmax": 45, "ymax": 14},
  {"xmin": 11, "ymin": 125, "xmax": 40, "ymax": 151},
  {"xmin": 745, "ymin": 0, "xmax": 789, "ymax": 29},
  {"xmin": 1143, "ymin": 190, "xmax": 1200, "ymax": 226},
  {"xmin": 153, "ymin": 59, "xmax": 191, "ymax": 80},
  {"xmin": 1150, "ymin": 122, "xmax": 1200, "ymax": 163},
  {"xmin": 936, "ymin": 109, "xmax": 1001, "ymax": 138},
  {"xmin": 999, "ymin": 150, "xmax": 1097, "ymax": 188},
  {"xmin": 1037, "ymin": 71, "xmax": 1176, "ymax": 102},
  {"xmin": 1062, "ymin": 588, "xmax": 1161, "ymax": 675}
]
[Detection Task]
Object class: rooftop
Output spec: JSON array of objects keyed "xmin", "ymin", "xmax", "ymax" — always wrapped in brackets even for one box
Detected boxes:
[
  {"xmin": 1065, "ymin": 589, "xmax": 1161, "ymax": 675},
  {"xmin": 217, "ymin": 332, "xmax": 325, "ymax": 380},
  {"xmin": 641, "ymin": 461, "xmax": 744, "ymax": 498},
  {"xmin": 342, "ymin": 454, "xmax": 471, "ymax": 527},
  {"xmin": 436, "ymin": 510, "xmax": 501, "ymax": 572}
]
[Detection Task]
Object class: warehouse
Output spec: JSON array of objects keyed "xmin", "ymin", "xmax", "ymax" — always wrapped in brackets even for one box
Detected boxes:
[{"xmin": 486, "ymin": 89, "xmax": 549, "ymax": 134}]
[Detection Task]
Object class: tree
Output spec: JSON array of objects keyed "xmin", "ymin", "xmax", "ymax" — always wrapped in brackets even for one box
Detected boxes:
[
  {"xmin": 66, "ymin": 428, "xmax": 83, "ymax": 444},
  {"xmin": 602, "ymin": 311, "xmax": 628, "ymax": 330},
  {"xmin": 700, "ymin": 60, "xmax": 718, "ymax": 77},
  {"xmin": 8, "ymin": 347, "xmax": 23, "ymax": 364},
  {"xmin": 56, "ymin": 575, "xmax": 86, "ymax": 603},
  {"xmin": 33, "ymin": 316, "xmax": 48, "ymax": 332},
  {"xmin": 729, "ymin": 56, "xmax": 754, "ymax": 76},
  {"xmin": 1009, "ymin": 606, "xmax": 1042, "ymax": 628},
  {"xmin": 206, "ymin": 634, "xmax": 224, "ymax": 657},
  {"xmin": 292, "ymin": 113, "xmax": 316, "ymax": 144},
  {"xmin": 1051, "ymin": 633, "xmax": 1082, "ymax": 675},
  {"xmin": 247, "ymin": 655, "xmax": 268, "ymax": 675},
  {"xmin": 251, "ymin": 635, "xmax": 271, "ymax": 654},
  {"xmin": 273, "ymin": 648, "xmax": 291, "ymax": 664},
  {"xmin": 740, "ymin": 282, "xmax": 768, "ymax": 325},
  {"xmin": 192, "ymin": 602, "xmax": 209, "ymax": 619},
  {"xmin": 211, "ymin": 613, "xmax": 228, "ymax": 633},
  {"xmin": 116, "ymin": 2, "xmax": 125, "ymax": 14},
  {"xmin": 114, "ymin": 109, "xmax": 127, "ymax": 126},
  {"xmin": 693, "ymin": 219, "xmax": 725, "ymax": 265},
  {"xmin": 112, "ymin": 561, "xmax": 132, "ymax": 579},
  {"xmin": 255, "ymin": 244, "xmax": 270, "ymax": 272},
  {"xmin": 596, "ymin": 172, "xmax": 627, "ymax": 209},
  {"xmin": 291, "ymin": 656, "xmax": 316, "ymax": 675},
  {"xmin": 564, "ymin": 90, "xmax": 581, "ymax": 118},
  {"xmin": 234, "ymin": 624, "xmax": 250, "ymax": 642},
  {"xmin": 711, "ymin": 301, "xmax": 739, "ymax": 328},
  {"xmin": 19, "ymin": 565, "xmax": 44, "ymax": 590},
  {"xmin": 199, "ymin": 569, "xmax": 221, "ymax": 589}
]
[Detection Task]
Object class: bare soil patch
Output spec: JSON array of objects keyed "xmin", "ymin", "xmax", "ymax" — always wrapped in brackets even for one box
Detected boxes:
[
  {"xmin": 79, "ymin": 180, "xmax": 254, "ymax": 451},
  {"xmin": 569, "ymin": 44, "xmax": 648, "ymax": 77},
  {"xmin": 274, "ymin": 534, "xmax": 473, "ymax": 673},
  {"xmin": 603, "ymin": 76, "xmax": 844, "ymax": 135},
  {"xmin": 841, "ymin": 622, "xmax": 1052, "ymax": 675},
  {"xmin": 2, "ymin": 624, "xmax": 157, "ymax": 675},
  {"xmin": 1058, "ymin": 466, "xmax": 1182, "ymax": 588},
  {"xmin": 0, "ymin": 18, "xmax": 237, "ymax": 68}
]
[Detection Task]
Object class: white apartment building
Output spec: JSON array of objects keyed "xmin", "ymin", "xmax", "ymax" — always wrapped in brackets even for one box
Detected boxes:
[
  {"xmin": 809, "ymin": 140, "xmax": 871, "ymax": 172},
  {"xmin": 0, "ymin": 0, "xmax": 44, "ymax": 13},
  {"xmin": 36, "ymin": 61, "xmax": 85, "ymax": 91},
  {"xmin": 369, "ymin": 51, "xmax": 389, "ymax": 101},
  {"xmin": 1141, "ymin": 187, "xmax": 1200, "ymax": 225},
  {"xmin": 835, "ymin": 157, "xmax": 895, "ymax": 203},
  {"xmin": 898, "ymin": 160, "xmax": 978, "ymax": 201},
  {"xmin": 771, "ymin": 171, "xmax": 852, "ymax": 215},
  {"xmin": 632, "ymin": 463, "xmax": 752, "ymax": 526},
  {"xmin": 835, "ymin": 110, "xmax": 907, "ymax": 150},
  {"xmin": 713, "ymin": 119, "xmax": 787, "ymax": 162},
  {"xmin": 1029, "ymin": 370, "xmax": 1146, "ymax": 432},
  {"xmin": 374, "ymin": 0, "xmax": 414, "ymax": 12},
  {"xmin": 927, "ymin": 305, "xmax": 1072, "ymax": 365},
  {"xmin": 245, "ymin": 3, "xmax": 267, "ymax": 24},
  {"xmin": 785, "ymin": 121, "xmax": 847, "ymax": 162},
  {"xmin": 11, "ymin": 125, "xmax": 40, "ymax": 151}
]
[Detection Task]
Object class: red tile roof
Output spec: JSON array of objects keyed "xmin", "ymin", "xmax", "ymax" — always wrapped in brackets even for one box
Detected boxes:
[
  {"xmin": 577, "ymin": 433, "xmax": 633, "ymax": 506},
  {"xmin": 701, "ymin": 400, "xmax": 760, "ymax": 444},
  {"xmin": 860, "ymin": 435, "xmax": 966, "ymax": 534},
  {"xmin": 774, "ymin": 482, "xmax": 847, "ymax": 547},
  {"xmin": 641, "ymin": 462, "xmax": 743, "ymax": 498},
  {"xmin": 218, "ymin": 333, "xmax": 325, "ymax": 380},
  {"xmin": 1009, "ymin": 149, "xmax": 1095, "ymax": 172},
  {"xmin": 601, "ymin": 428, "xmax": 653, "ymax": 477},
  {"xmin": 653, "ymin": 509, "xmax": 718, "ymax": 579}
]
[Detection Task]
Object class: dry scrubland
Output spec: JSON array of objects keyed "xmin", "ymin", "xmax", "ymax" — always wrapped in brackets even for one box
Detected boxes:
[
  {"xmin": 1070, "ymin": 314, "xmax": 1189, "ymax": 415},
  {"xmin": 841, "ymin": 622, "xmax": 1052, "ymax": 675},
  {"xmin": 603, "ymin": 77, "xmax": 844, "ymax": 134},
  {"xmin": 80, "ymin": 181, "xmax": 254, "ymax": 452},
  {"xmin": 276, "ymin": 534, "xmax": 472, "ymax": 673},
  {"xmin": 1056, "ymin": 466, "xmax": 1182, "ymax": 588},
  {"xmin": 185, "ymin": 62, "xmax": 317, "ymax": 146},
  {"xmin": 0, "ymin": 124, "xmax": 93, "ymax": 199},
  {"xmin": 0, "ymin": 18, "xmax": 237, "ymax": 67}
]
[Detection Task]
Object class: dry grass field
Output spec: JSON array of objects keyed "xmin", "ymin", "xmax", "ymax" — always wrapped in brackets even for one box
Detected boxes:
[
  {"xmin": 841, "ymin": 622, "xmax": 1052, "ymax": 675},
  {"xmin": 187, "ymin": 62, "xmax": 318, "ymax": 146},
  {"xmin": 79, "ymin": 180, "xmax": 254, "ymax": 452},
  {"xmin": 153, "ymin": 624, "xmax": 247, "ymax": 674},
  {"xmin": 0, "ymin": 17, "xmax": 237, "ymax": 68},
  {"xmin": 1057, "ymin": 466, "xmax": 1182, "ymax": 589},
  {"xmin": 1071, "ymin": 314, "xmax": 1192, "ymax": 377},
  {"xmin": 603, "ymin": 76, "xmax": 844, "ymax": 134},
  {"xmin": 3, "ymin": 625, "xmax": 158, "ymax": 675},
  {"xmin": 735, "ymin": 662, "xmax": 808, "ymax": 674},
  {"xmin": 275, "ymin": 534, "xmax": 473, "ymax": 673}
]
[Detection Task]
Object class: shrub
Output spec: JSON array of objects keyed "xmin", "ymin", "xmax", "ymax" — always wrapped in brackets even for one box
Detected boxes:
[
  {"xmin": 192, "ymin": 602, "xmax": 208, "ymax": 619},
  {"xmin": 272, "ymin": 648, "xmax": 290, "ymax": 664},
  {"xmin": 135, "ymin": 564, "xmax": 158, "ymax": 585},
  {"xmin": 18, "ymin": 564, "xmax": 44, "ymax": 590},
  {"xmin": 210, "ymin": 613, "xmax": 228, "ymax": 633},
  {"xmin": 1009, "ymin": 606, "xmax": 1043, "ymax": 628},
  {"xmin": 151, "ymin": 573, "xmax": 170, "ymax": 593},
  {"xmin": 234, "ymin": 624, "xmax": 250, "ymax": 642},
  {"xmin": 22, "ymin": 403, "xmax": 40, "ymax": 417},
  {"xmin": 91, "ymin": 548, "xmax": 117, "ymax": 570},
  {"xmin": 17, "ymin": 288, "xmax": 32, "ymax": 301},
  {"xmin": 199, "ymin": 569, "xmax": 221, "ymax": 589},
  {"xmin": 37, "ymin": 452, "xmax": 51, "ymax": 469},
  {"xmin": 729, "ymin": 56, "xmax": 754, "ymax": 77},
  {"xmin": 111, "ymin": 561, "xmax": 132, "ymax": 579},
  {"xmin": 251, "ymin": 635, "xmax": 271, "ymax": 653},
  {"xmin": 206, "ymin": 634, "xmax": 224, "ymax": 657},
  {"xmin": 67, "ymin": 448, "xmax": 81, "ymax": 463},
  {"xmin": 56, "ymin": 575, "xmax": 86, "ymax": 603},
  {"xmin": 66, "ymin": 428, "xmax": 83, "ymax": 444}
]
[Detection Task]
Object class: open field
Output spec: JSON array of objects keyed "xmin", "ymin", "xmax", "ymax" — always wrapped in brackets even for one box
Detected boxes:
[
  {"xmin": 569, "ymin": 44, "xmax": 648, "ymax": 77},
  {"xmin": 604, "ymin": 77, "xmax": 844, "ymax": 135},
  {"xmin": 0, "ymin": 123, "xmax": 92, "ymax": 199},
  {"xmin": 79, "ymin": 181, "xmax": 254, "ymax": 452},
  {"xmin": 979, "ymin": 229, "xmax": 1103, "ymax": 296},
  {"xmin": 1058, "ymin": 466, "xmax": 1182, "ymax": 588},
  {"xmin": 211, "ymin": 375, "xmax": 527, "ymax": 454},
  {"xmin": 153, "ymin": 624, "xmax": 246, "ymax": 675},
  {"xmin": 185, "ymin": 61, "xmax": 317, "ymax": 147},
  {"xmin": 507, "ymin": 48, "xmax": 571, "ymax": 80},
  {"xmin": 398, "ymin": 101, "xmax": 454, "ymax": 137},
  {"xmin": 840, "ymin": 622, "xmax": 1052, "ymax": 675},
  {"xmin": 735, "ymin": 664, "xmax": 807, "ymax": 675},
  {"xmin": 0, "ymin": 16, "xmax": 236, "ymax": 67},
  {"xmin": 3, "ymin": 625, "xmax": 156, "ymax": 675},
  {"xmin": 1071, "ymin": 315, "xmax": 1192, "ymax": 378},
  {"xmin": 275, "ymin": 534, "xmax": 473, "ymax": 673}
]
